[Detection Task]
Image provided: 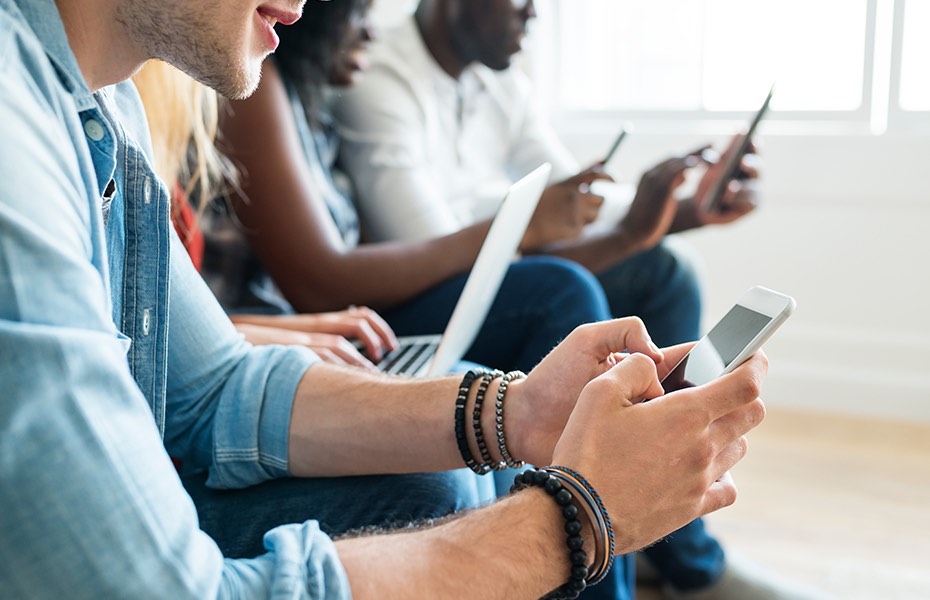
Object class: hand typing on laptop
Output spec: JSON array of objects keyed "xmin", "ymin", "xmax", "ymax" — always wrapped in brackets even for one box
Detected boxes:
[{"xmin": 231, "ymin": 306, "xmax": 399, "ymax": 370}]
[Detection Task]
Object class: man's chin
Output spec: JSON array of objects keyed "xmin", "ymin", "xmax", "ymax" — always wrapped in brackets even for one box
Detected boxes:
[
  {"xmin": 484, "ymin": 56, "xmax": 515, "ymax": 72},
  {"xmin": 212, "ymin": 60, "xmax": 264, "ymax": 100}
]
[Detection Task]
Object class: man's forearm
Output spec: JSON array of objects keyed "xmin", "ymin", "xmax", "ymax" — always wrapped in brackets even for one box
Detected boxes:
[
  {"xmin": 287, "ymin": 364, "xmax": 473, "ymax": 477},
  {"xmin": 337, "ymin": 487, "xmax": 588, "ymax": 600}
]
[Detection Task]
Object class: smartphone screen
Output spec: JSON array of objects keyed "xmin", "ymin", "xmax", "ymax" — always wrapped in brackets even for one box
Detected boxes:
[{"xmin": 660, "ymin": 304, "xmax": 775, "ymax": 394}]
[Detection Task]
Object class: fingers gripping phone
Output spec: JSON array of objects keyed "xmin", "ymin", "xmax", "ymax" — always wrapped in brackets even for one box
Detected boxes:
[
  {"xmin": 660, "ymin": 286, "xmax": 795, "ymax": 394},
  {"xmin": 704, "ymin": 86, "xmax": 774, "ymax": 213}
]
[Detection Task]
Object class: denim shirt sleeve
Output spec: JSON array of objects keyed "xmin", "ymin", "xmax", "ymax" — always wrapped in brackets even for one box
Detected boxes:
[
  {"xmin": 163, "ymin": 230, "xmax": 323, "ymax": 489},
  {"xmin": 0, "ymin": 3, "xmax": 349, "ymax": 597}
]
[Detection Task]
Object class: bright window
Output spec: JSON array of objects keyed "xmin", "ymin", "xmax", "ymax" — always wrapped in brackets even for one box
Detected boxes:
[
  {"xmin": 899, "ymin": 0, "xmax": 930, "ymax": 110},
  {"xmin": 534, "ymin": 0, "xmax": 926, "ymax": 130}
]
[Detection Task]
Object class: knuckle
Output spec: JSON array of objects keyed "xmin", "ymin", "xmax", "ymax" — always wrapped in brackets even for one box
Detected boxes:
[
  {"xmin": 717, "ymin": 485, "xmax": 738, "ymax": 509},
  {"xmin": 572, "ymin": 321, "xmax": 598, "ymax": 342},
  {"xmin": 738, "ymin": 435, "xmax": 749, "ymax": 458},
  {"xmin": 689, "ymin": 443, "xmax": 715, "ymax": 470},
  {"xmin": 738, "ymin": 375, "xmax": 762, "ymax": 400},
  {"xmin": 748, "ymin": 398, "xmax": 766, "ymax": 426}
]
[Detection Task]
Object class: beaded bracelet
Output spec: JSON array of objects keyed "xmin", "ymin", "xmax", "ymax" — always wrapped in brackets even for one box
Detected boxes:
[
  {"xmin": 495, "ymin": 370, "xmax": 526, "ymax": 469},
  {"xmin": 511, "ymin": 468, "xmax": 589, "ymax": 600},
  {"xmin": 472, "ymin": 370, "xmax": 504, "ymax": 470},
  {"xmin": 546, "ymin": 467, "xmax": 615, "ymax": 585},
  {"xmin": 455, "ymin": 369, "xmax": 492, "ymax": 475}
]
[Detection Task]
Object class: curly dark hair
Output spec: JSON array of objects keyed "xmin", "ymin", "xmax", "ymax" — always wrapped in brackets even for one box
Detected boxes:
[{"xmin": 274, "ymin": 0, "xmax": 370, "ymax": 117}]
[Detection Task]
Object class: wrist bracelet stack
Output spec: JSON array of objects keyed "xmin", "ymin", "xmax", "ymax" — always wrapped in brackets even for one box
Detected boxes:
[
  {"xmin": 454, "ymin": 368, "xmax": 525, "ymax": 475},
  {"xmin": 511, "ymin": 467, "xmax": 616, "ymax": 598}
]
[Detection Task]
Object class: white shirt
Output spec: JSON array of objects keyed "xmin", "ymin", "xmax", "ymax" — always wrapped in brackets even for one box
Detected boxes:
[{"xmin": 332, "ymin": 16, "xmax": 577, "ymax": 243}]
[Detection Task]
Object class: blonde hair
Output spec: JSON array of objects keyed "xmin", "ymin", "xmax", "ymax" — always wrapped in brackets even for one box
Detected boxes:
[{"xmin": 132, "ymin": 59, "xmax": 234, "ymax": 209}]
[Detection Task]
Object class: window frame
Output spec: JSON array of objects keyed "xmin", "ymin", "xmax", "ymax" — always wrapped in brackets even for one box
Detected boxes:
[{"xmin": 530, "ymin": 0, "xmax": 927, "ymax": 136}]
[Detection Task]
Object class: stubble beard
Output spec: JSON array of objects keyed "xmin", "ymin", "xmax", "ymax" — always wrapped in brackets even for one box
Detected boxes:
[{"xmin": 116, "ymin": 0, "xmax": 262, "ymax": 100}]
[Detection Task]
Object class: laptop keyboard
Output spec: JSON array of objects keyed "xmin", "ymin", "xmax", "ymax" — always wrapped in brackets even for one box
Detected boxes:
[{"xmin": 377, "ymin": 337, "xmax": 440, "ymax": 375}]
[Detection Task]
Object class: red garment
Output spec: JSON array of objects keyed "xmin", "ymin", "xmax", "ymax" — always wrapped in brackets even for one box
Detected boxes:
[{"xmin": 169, "ymin": 181, "xmax": 205, "ymax": 272}]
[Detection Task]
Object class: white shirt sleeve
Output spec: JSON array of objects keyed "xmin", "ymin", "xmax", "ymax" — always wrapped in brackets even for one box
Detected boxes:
[{"xmin": 333, "ymin": 60, "xmax": 465, "ymax": 242}]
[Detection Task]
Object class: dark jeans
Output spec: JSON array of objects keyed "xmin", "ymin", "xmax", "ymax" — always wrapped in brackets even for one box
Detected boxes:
[
  {"xmin": 183, "ymin": 469, "xmax": 484, "ymax": 559},
  {"xmin": 383, "ymin": 255, "xmax": 613, "ymax": 372}
]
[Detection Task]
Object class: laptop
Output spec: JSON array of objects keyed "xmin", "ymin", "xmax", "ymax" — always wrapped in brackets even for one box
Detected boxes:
[{"xmin": 374, "ymin": 162, "xmax": 552, "ymax": 377}]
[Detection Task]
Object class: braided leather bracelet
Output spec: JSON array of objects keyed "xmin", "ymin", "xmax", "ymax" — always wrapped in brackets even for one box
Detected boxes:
[{"xmin": 511, "ymin": 468, "xmax": 589, "ymax": 599}]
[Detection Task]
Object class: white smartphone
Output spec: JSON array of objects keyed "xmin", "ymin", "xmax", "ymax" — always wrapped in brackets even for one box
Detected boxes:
[
  {"xmin": 704, "ymin": 85, "xmax": 774, "ymax": 213},
  {"xmin": 660, "ymin": 285, "xmax": 795, "ymax": 394}
]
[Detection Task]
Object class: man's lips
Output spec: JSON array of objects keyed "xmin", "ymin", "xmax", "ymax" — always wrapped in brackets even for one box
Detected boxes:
[{"xmin": 256, "ymin": 4, "xmax": 301, "ymax": 27}]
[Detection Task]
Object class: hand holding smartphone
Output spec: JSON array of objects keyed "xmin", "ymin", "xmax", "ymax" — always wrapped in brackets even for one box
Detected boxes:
[
  {"xmin": 660, "ymin": 285, "xmax": 795, "ymax": 394},
  {"xmin": 704, "ymin": 86, "xmax": 774, "ymax": 213}
]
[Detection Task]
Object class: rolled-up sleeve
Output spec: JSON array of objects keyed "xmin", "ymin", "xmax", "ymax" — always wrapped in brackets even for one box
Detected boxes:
[{"xmin": 163, "ymin": 232, "xmax": 321, "ymax": 488}]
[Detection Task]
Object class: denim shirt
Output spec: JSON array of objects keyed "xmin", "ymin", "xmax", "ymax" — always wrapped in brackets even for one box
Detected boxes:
[{"xmin": 0, "ymin": 0, "xmax": 350, "ymax": 597}]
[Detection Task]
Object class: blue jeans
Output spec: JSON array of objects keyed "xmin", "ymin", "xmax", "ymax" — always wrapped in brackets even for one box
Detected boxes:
[
  {"xmin": 595, "ymin": 240, "xmax": 703, "ymax": 349},
  {"xmin": 183, "ymin": 469, "xmax": 484, "ymax": 558},
  {"xmin": 383, "ymin": 255, "xmax": 613, "ymax": 372}
]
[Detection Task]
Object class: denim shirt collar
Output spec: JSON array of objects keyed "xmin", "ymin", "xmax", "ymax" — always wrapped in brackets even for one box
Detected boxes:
[{"xmin": 12, "ymin": 0, "xmax": 97, "ymax": 112}]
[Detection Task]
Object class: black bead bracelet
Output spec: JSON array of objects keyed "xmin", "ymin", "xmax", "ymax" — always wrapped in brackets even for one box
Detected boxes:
[
  {"xmin": 546, "ymin": 467, "xmax": 615, "ymax": 585},
  {"xmin": 455, "ymin": 369, "xmax": 493, "ymax": 475},
  {"xmin": 511, "ymin": 468, "xmax": 589, "ymax": 600}
]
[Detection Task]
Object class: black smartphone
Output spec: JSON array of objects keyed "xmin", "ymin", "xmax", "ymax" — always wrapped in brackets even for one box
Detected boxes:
[
  {"xmin": 704, "ymin": 86, "xmax": 774, "ymax": 212},
  {"xmin": 602, "ymin": 128, "xmax": 628, "ymax": 165}
]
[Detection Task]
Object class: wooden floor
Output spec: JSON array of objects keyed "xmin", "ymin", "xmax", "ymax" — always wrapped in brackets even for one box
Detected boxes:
[{"xmin": 639, "ymin": 408, "xmax": 930, "ymax": 599}]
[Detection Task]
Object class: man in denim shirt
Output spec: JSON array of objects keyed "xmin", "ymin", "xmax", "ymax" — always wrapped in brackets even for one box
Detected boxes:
[{"xmin": 0, "ymin": 0, "xmax": 768, "ymax": 597}]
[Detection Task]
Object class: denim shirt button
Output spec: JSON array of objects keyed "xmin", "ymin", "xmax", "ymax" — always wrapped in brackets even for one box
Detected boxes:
[{"xmin": 83, "ymin": 119, "xmax": 105, "ymax": 141}]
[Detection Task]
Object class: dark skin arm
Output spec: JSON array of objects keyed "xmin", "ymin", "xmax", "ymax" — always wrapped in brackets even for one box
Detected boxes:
[
  {"xmin": 527, "ymin": 157, "xmax": 693, "ymax": 274},
  {"xmin": 221, "ymin": 62, "xmax": 636, "ymax": 313},
  {"xmin": 221, "ymin": 61, "xmax": 493, "ymax": 314},
  {"xmin": 534, "ymin": 139, "xmax": 758, "ymax": 274}
]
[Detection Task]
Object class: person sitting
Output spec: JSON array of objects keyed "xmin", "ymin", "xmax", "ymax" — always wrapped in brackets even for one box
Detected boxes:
[{"xmin": 0, "ymin": 0, "xmax": 767, "ymax": 597}]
